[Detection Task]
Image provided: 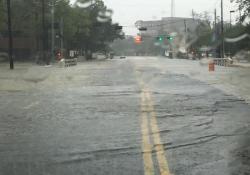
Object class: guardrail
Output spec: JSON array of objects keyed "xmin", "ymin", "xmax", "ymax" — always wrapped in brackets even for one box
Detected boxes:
[{"xmin": 213, "ymin": 58, "xmax": 233, "ymax": 67}]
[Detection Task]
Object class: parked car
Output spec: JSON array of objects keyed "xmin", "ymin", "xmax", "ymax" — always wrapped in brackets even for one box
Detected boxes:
[{"xmin": 0, "ymin": 52, "xmax": 8, "ymax": 62}]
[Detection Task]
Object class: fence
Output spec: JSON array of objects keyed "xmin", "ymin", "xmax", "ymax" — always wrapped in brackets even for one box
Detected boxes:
[{"xmin": 213, "ymin": 58, "xmax": 233, "ymax": 67}]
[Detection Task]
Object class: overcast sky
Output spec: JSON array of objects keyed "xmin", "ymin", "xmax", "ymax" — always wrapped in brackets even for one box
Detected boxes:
[{"xmin": 102, "ymin": 0, "xmax": 239, "ymax": 35}]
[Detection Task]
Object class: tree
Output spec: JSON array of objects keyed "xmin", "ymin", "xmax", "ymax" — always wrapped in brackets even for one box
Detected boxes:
[
  {"xmin": 189, "ymin": 11, "xmax": 213, "ymax": 55},
  {"xmin": 192, "ymin": 11, "xmax": 212, "ymax": 27},
  {"xmin": 0, "ymin": 0, "xmax": 6, "ymax": 32},
  {"xmin": 71, "ymin": 0, "xmax": 124, "ymax": 58},
  {"xmin": 228, "ymin": 0, "xmax": 250, "ymax": 55},
  {"xmin": 0, "ymin": 0, "xmax": 124, "ymax": 60},
  {"xmin": 224, "ymin": 24, "xmax": 248, "ymax": 55},
  {"xmin": 233, "ymin": 0, "xmax": 250, "ymax": 23}
]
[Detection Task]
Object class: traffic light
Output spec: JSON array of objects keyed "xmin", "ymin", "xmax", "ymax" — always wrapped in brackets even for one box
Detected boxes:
[
  {"xmin": 134, "ymin": 35, "xmax": 142, "ymax": 44},
  {"xmin": 156, "ymin": 36, "xmax": 164, "ymax": 42},
  {"xmin": 167, "ymin": 36, "xmax": 173, "ymax": 41}
]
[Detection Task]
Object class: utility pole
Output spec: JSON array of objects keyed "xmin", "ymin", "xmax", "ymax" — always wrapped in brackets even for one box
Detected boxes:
[
  {"xmin": 171, "ymin": 0, "xmax": 175, "ymax": 17},
  {"xmin": 184, "ymin": 19, "xmax": 188, "ymax": 58},
  {"xmin": 42, "ymin": 0, "xmax": 46, "ymax": 63},
  {"xmin": 184, "ymin": 20, "xmax": 187, "ymax": 35},
  {"xmin": 230, "ymin": 10, "xmax": 235, "ymax": 58},
  {"xmin": 60, "ymin": 17, "xmax": 64, "ymax": 57},
  {"xmin": 51, "ymin": 0, "xmax": 55, "ymax": 61},
  {"xmin": 6, "ymin": 0, "xmax": 14, "ymax": 69},
  {"xmin": 170, "ymin": 0, "xmax": 175, "ymax": 58},
  {"xmin": 239, "ymin": 0, "xmax": 242, "ymax": 24},
  {"xmin": 230, "ymin": 10, "xmax": 235, "ymax": 28},
  {"xmin": 214, "ymin": 9, "xmax": 218, "ymax": 57},
  {"xmin": 214, "ymin": 9, "xmax": 217, "ymax": 28},
  {"xmin": 192, "ymin": 9, "xmax": 195, "ymax": 21},
  {"xmin": 221, "ymin": 0, "xmax": 224, "ymax": 58}
]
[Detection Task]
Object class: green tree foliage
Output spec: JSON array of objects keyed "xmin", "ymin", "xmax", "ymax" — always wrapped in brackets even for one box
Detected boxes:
[
  {"xmin": 0, "ymin": 0, "xmax": 6, "ymax": 31},
  {"xmin": 225, "ymin": 24, "xmax": 250, "ymax": 55},
  {"xmin": 0, "ymin": 0, "xmax": 124, "ymax": 59},
  {"xmin": 226, "ymin": 0, "xmax": 250, "ymax": 54},
  {"xmin": 192, "ymin": 11, "xmax": 212, "ymax": 27},
  {"xmin": 189, "ymin": 11, "xmax": 213, "ymax": 52},
  {"xmin": 71, "ymin": 0, "xmax": 124, "ymax": 54}
]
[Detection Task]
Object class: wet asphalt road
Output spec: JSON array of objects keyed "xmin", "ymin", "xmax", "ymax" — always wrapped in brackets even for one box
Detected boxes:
[{"xmin": 0, "ymin": 57, "xmax": 250, "ymax": 175}]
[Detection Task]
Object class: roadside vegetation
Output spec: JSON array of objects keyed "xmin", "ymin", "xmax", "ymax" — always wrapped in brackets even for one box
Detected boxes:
[{"xmin": 0, "ymin": 0, "xmax": 124, "ymax": 61}]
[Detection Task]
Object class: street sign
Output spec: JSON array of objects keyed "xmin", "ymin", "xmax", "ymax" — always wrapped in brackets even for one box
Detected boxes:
[{"xmin": 138, "ymin": 27, "xmax": 147, "ymax": 31}]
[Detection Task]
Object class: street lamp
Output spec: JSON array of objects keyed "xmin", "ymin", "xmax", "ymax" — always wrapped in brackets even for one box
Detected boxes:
[
  {"xmin": 230, "ymin": 10, "xmax": 235, "ymax": 28},
  {"xmin": 229, "ymin": 10, "xmax": 235, "ymax": 58}
]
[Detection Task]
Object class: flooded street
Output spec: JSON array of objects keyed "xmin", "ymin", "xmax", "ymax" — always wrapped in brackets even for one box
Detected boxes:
[{"xmin": 0, "ymin": 57, "xmax": 250, "ymax": 175}]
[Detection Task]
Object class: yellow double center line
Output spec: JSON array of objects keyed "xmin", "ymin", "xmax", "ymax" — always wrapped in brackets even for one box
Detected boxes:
[
  {"xmin": 139, "ymin": 78, "xmax": 171, "ymax": 175},
  {"xmin": 141, "ymin": 91, "xmax": 155, "ymax": 175}
]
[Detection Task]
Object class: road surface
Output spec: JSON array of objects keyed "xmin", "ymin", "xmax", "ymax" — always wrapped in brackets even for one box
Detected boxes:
[{"xmin": 0, "ymin": 57, "xmax": 250, "ymax": 175}]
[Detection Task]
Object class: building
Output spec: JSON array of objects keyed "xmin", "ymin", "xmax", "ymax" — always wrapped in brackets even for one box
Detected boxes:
[
  {"xmin": 136, "ymin": 17, "xmax": 200, "ymax": 37},
  {"xmin": 135, "ymin": 17, "xmax": 206, "ymax": 56}
]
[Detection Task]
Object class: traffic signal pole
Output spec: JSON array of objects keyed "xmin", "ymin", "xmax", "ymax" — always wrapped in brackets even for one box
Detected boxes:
[{"xmin": 6, "ymin": 0, "xmax": 14, "ymax": 69}]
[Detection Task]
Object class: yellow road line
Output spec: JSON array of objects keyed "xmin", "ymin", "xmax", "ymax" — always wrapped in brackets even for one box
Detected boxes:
[
  {"xmin": 136, "ymin": 68, "xmax": 172, "ymax": 175},
  {"xmin": 141, "ymin": 92, "xmax": 155, "ymax": 175},
  {"xmin": 145, "ymin": 90, "xmax": 171, "ymax": 175}
]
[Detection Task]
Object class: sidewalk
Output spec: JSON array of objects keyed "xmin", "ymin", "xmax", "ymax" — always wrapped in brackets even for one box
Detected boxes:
[
  {"xmin": 158, "ymin": 58, "xmax": 250, "ymax": 104},
  {"xmin": 0, "ymin": 62, "xmax": 87, "ymax": 92},
  {"xmin": 201, "ymin": 57, "xmax": 250, "ymax": 68},
  {"xmin": 231, "ymin": 62, "xmax": 250, "ymax": 68},
  {"xmin": 0, "ymin": 63, "xmax": 52, "ymax": 91}
]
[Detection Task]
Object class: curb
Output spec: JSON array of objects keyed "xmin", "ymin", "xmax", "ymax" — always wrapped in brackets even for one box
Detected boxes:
[{"xmin": 230, "ymin": 64, "xmax": 250, "ymax": 68}]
